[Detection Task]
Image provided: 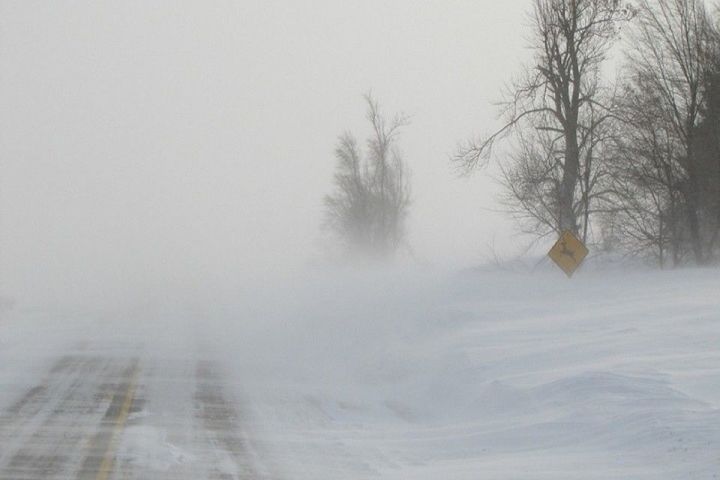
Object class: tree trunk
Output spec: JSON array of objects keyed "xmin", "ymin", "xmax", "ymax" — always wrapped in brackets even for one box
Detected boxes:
[
  {"xmin": 685, "ymin": 179, "xmax": 705, "ymax": 265},
  {"xmin": 685, "ymin": 137, "xmax": 705, "ymax": 265},
  {"xmin": 560, "ymin": 130, "xmax": 581, "ymax": 234}
]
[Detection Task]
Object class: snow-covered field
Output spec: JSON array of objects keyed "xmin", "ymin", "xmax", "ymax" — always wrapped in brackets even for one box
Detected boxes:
[
  {"xmin": 1, "ymin": 266, "xmax": 719, "ymax": 479},
  {"xmin": 213, "ymin": 267, "xmax": 720, "ymax": 479}
]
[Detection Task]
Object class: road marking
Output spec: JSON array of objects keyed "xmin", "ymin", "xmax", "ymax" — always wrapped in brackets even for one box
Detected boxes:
[{"xmin": 94, "ymin": 365, "xmax": 139, "ymax": 480}]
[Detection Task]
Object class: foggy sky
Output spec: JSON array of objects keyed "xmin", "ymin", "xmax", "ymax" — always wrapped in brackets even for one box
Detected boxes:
[{"xmin": 0, "ymin": 1, "xmax": 532, "ymax": 306}]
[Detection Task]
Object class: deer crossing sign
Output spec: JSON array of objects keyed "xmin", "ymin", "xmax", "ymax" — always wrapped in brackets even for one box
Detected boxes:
[{"xmin": 548, "ymin": 230, "xmax": 589, "ymax": 278}]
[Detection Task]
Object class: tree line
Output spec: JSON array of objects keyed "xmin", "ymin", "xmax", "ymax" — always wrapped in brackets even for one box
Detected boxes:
[{"xmin": 325, "ymin": 0, "xmax": 720, "ymax": 268}]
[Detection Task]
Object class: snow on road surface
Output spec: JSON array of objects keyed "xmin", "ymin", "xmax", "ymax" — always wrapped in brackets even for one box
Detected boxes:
[{"xmin": 0, "ymin": 266, "xmax": 718, "ymax": 479}]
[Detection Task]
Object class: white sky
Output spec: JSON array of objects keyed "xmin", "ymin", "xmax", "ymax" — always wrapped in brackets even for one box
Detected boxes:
[{"xmin": 0, "ymin": 1, "xmax": 534, "ymax": 305}]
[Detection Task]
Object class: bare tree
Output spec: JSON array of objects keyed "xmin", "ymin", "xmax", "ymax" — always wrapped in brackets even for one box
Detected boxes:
[
  {"xmin": 455, "ymin": 0, "xmax": 630, "ymax": 237},
  {"xmin": 625, "ymin": 0, "xmax": 718, "ymax": 265},
  {"xmin": 323, "ymin": 94, "xmax": 411, "ymax": 260},
  {"xmin": 695, "ymin": 29, "xmax": 720, "ymax": 262},
  {"xmin": 605, "ymin": 133, "xmax": 684, "ymax": 266},
  {"xmin": 323, "ymin": 133, "xmax": 374, "ymax": 255},
  {"xmin": 603, "ymin": 75, "xmax": 686, "ymax": 267},
  {"xmin": 498, "ymin": 96, "xmax": 618, "ymax": 243},
  {"xmin": 497, "ymin": 129, "xmax": 565, "ymax": 240}
]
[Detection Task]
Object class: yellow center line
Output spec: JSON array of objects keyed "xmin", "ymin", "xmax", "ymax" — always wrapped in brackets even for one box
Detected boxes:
[{"xmin": 95, "ymin": 366, "xmax": 139, "ymax": 480}]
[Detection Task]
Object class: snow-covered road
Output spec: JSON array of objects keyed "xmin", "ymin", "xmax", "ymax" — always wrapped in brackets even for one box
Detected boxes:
[{"xmin": 0, "ymin": 344, "xmax": 270, "ymax": 479}]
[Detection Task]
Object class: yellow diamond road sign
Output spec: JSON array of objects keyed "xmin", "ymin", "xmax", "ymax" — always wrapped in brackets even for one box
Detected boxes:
[{"xmin": 548, "ymin": 230, "xmax": 589, "ymax": 278}]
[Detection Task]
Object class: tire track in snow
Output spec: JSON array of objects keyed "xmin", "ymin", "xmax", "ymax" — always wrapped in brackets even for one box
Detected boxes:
[
  {"xmin": 76, "ymin": 358, "xmax": 140, "ymax": 480},
  {"xmin": 194, "ymin": 360, "xmax": 272, "ymax": 479}
]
